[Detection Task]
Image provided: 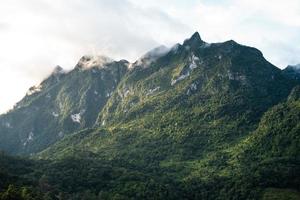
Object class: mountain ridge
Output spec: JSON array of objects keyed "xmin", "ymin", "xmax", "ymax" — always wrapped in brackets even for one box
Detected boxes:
[
  {"xmin": 0, "ymin": 32, "xmax": 299, "ymax": 200},
  {"xmin": 0, "ymin": 32, "xmax": 297, "ymax": 156}
]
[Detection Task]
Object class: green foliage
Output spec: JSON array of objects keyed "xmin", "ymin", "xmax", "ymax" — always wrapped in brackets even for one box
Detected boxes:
[
  {"xmin": 0, "ymin": 61, "xmax": 128, "ymax": 155},
  {"xmin": 262, "ymin": 188, "xmax": 300, "ymax": 200},
  {"xmin": 0, "ymin": 33, "xmax": 299, "ymax": 199}
]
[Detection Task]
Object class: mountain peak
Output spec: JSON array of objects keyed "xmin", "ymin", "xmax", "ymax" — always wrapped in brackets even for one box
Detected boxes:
[
  {"xmin": 76, "ymin": 55, "xmax": 114, "ymax": 69},
  {"xmin": 183, "ymin": 32, "xmax": 204, "ymax": 47},
  {"xmin": 52, "ymin": 65, "xmax": 65, "ymax": 75},
  {"xmin": 190, "ymin": 31, "xmax": 202, "ymax": 40}
]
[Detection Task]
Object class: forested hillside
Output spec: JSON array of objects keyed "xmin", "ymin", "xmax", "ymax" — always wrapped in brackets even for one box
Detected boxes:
[{"xmin": 0, "ymin": 32, "xmax": 299, "ymax": 200}]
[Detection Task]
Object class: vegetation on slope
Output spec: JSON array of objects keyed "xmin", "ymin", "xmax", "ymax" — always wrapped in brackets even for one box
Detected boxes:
[{"xmin": 0, "ymin": 33, "xmax": 299, "ymax": 199}]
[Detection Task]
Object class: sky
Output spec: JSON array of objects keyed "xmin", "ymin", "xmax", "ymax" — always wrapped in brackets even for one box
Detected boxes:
[{"xmin": 0, "ymin": 0, "xmax": 299, "ymax": 113}]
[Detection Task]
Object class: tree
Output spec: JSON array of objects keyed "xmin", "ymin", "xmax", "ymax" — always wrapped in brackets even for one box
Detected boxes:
[{"xmin": 0, "ymin": 184, "xmax": 22, "ymax": 200}]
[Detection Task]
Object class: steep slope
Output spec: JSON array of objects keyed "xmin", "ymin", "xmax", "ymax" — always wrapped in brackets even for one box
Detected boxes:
[
  {"xmin": 240, "ymin": 86, "xmax": 300, "ymax": 159},
  {"xmin": 0, "ymin": 56, "xmax": 128, "ymax": 155},
  {"xmin": 228, "ymin": 86, "xmax": 300, "ymax": 198}
]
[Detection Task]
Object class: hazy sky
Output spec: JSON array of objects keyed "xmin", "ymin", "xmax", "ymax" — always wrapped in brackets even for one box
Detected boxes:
[{"xmin": 0, "ymin": 0, "xmax": 300, "ymax": 113}]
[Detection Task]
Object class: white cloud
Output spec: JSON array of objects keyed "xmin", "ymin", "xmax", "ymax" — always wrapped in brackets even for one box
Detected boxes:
[
  {"xmin": 0, "ymin": 0, "xmax": 299, "ymax": 113},
  {"xmin": 0, "ymin": 0, "xmax": 191, "ymax": 113}
]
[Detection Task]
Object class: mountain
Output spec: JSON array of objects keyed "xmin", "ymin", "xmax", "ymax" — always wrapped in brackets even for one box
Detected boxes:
[
  {"xmin": 0, "ymin": 56, "xmax": 128, "ymax": 155},
  {"xmin": 98, "ymin": 32, "xmax": 294, "ymax": 130},
  {"xmin": 0, "ymin": 32, "xmax": 299, "ymax": 199},
  {"xmin": 283, "ymin": 64, "xmax": 300, "ymax": 80}
]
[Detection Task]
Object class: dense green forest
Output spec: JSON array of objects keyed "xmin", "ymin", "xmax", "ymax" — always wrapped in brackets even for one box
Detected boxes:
[{"xmin": 0, "ymin": 33, "xmax": 299, "ymax": 199}]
